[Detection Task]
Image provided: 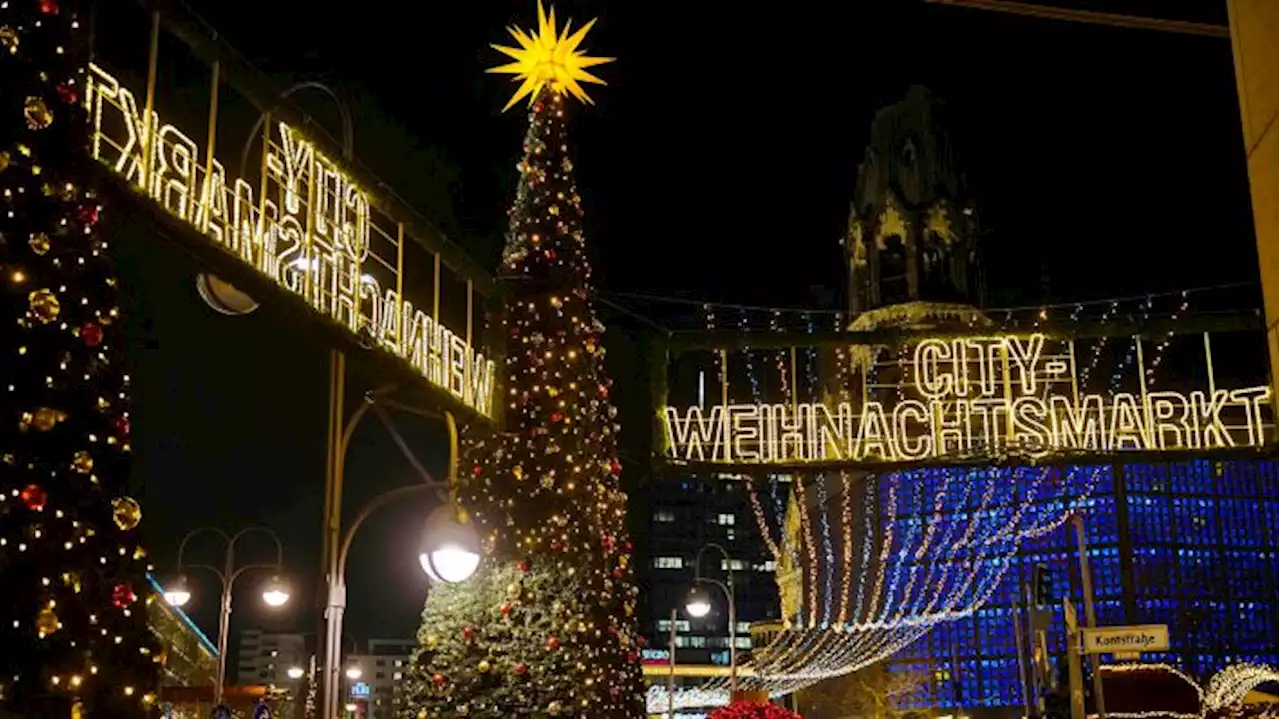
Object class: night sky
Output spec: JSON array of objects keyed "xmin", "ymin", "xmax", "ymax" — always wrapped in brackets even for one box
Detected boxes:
[{"xmin": 98, "ymin": 0, "xmax": 1260, "ymax": 664}]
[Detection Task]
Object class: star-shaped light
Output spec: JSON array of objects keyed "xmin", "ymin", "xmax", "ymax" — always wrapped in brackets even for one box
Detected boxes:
[{"xmin": 488, "ymin": 1, "xmax": 614, "ymax": 111}]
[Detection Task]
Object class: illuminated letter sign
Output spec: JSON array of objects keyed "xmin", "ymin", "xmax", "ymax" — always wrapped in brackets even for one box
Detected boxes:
[
  {"xmin": 663, "ymin": 334, "xmax": 1272, "ymax": 465},
  {"xmin": 86, "ymin": 65, "xmax": 495, "ymax": 416}
]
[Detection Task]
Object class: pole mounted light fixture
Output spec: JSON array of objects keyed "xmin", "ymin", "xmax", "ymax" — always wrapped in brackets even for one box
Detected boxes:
[
  {"xmin": 418, "ymin": 411, "xmax": 481, "ymax": 584},
  {"xmin": 321, "ymin": 399, "xmax": 482, "ymax": 718},
  {"xmin": 684, "ymin": 586, "xmax": 713, "ymax": 618},
  {"xmin": 162, "ymin": 574, "xmax": 193, "ymax": 608},
  {"xmin": 161, "ymin": 527, "xmax": 290, "ymax": 706}
]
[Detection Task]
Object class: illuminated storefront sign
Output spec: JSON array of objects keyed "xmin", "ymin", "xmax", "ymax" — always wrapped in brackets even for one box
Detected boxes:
[
  {"xmin": 664, "ymin": 334, "xmax": 1273, "ymax": 465},
  {"xmin": 85, "ymin": 64, "xmax": 495, "ymax": 416}
]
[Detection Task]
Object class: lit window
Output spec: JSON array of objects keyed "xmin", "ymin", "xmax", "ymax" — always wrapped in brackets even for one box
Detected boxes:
[
  {"xmin": 653, "ymin": 556, "xmax": 683, "ymax": 569},
  {"xmin": 717, "ymin": 513, "xmax": 735, "ymax": 526},
  {"xmin": 393, "ymin": 672, "xmax": 403, "ymax": 680},
  {"xmin": 656, "ymin": 619, "xmax": 691, "ymax": 632},
  {"xmin": 654, "ymin": 510, "xmax": 675, "ymax": 523},
  {"xmin": 720, "ymin": 559, "xmax": 746, "ymax": 571},
  {"xmin": 756, "ymin": 560, "xmax": 777, "ymax": 572}
]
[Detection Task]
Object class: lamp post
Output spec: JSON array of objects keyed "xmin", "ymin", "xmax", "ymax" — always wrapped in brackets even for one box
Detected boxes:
[
  {"xmin": 162, "ymin": 527, "xmax": 290, "ymax": 706},
  {"xmin": 685, "ymin": 542, "xmax": 738, "ymax": 692},
  {"xmin": 319, "ymin": 393, "xmax": 480, "ymax": 719}
]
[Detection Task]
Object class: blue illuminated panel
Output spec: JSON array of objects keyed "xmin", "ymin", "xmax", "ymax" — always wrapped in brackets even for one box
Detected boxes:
[{"xmin": 887, "ymin": 458, "xmax": 1278, "ymax": 710}]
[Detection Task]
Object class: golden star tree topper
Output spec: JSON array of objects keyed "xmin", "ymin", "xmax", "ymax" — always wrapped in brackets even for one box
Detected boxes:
[{"xmin": 488, "ymin": 0, "xmax": 614, "ymax": 110}]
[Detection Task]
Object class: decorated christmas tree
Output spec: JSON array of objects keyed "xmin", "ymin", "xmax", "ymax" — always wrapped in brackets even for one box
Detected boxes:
[
  {"xmin": 0, "ymin": 0, "xmax": 161, "ymax": 715},
  {"xmin": 398, "ymin": 4, "xmax": 644, "ymax": 717}
]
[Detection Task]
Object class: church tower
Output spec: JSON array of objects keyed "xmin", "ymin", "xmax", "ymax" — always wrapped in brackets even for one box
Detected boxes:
[{"xmin": 846, "ymin": 86, "xmax": 982, "ymax": 316}]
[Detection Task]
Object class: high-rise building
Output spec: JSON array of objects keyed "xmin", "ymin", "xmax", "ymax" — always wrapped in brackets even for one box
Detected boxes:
[
  {"xmin": 236, "ymin": 630, "xmax": 308, "ymax": 687},
  {"xmin": 347, "ymin": 638, "xmax": 416, "ymax": 719},
  {"xmin": 641, "ymin": 473, "xmax": 783, "ymax": 666}
]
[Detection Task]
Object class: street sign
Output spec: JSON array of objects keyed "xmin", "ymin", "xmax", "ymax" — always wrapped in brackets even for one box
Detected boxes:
[{"xmin": 1081, "ymin": 624, "xmax": 1169, "ymax": 657}]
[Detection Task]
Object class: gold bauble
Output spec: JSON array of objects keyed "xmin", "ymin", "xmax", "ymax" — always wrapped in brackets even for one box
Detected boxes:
[
  {"xmin": 71, "ymin": 450, "xmax": 93, "ymax": 474},
  {"xmin": 425, "ymin": 634, "xmax": 439, "ymax": 649},
  {"xmin": 547, "ymin": 701, "xmax": 563, "ymax": 716},
  {"xmin": 111, "ymin": 496, "xmax": 142, "ymax": 531},
  {"xmin": 477, "ymin": 659, "xmax": 491, "ymax": 673},
  {"xmin": 418, "ymin": 711, "xmax": 428, "ymax": 719},
  {"xmin": 27, "ymin": 288, "xmax": 60, "ymax": 323},
  {"xmin": 28, "ymin": 232, "xmax": 50, "ymax": 255},
  {"xmin": 35, "ymin": 606, "xmax": 59, "ymax": 635},
  {"xmin": 30, "ymin": 407, "xmax": 62, "ymax": 431},
  {"xmin": 24, "ymin": 96, "xmax": 52, "ymax": 130},
  {"xmin": 0, "ymin": 26, "xmax": 18, "ymax": 53},
  {"xmin": 61, "ymin": 572, "xmax": 81, "ymax": 592}
]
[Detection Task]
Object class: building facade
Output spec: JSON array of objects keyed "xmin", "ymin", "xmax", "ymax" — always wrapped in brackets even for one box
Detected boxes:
[
  {"xmin": 783, "ymin": 457, "xmax": 1279, "ymax": 713},
  {"xmin": 236, "ymin": 630, "xmax": 308, "ymax": 687},
  {"xmin": 640, "ymin": 473, "xmax": 784, "ymax": 667},
  {"xmin": 348, "ymin": 638, "xmax": 416, "ymax": 719}
]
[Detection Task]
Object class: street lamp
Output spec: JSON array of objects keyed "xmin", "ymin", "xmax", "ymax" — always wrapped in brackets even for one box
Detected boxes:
[
  {"xmin": 418, "ymin": 505, "xmax": 482, "ymax": 583},
  {"xmin": 262, "ymin": 575, "xmax": 291, "ymax": 607},
  {"xmin": 287, "ymin": 666, "xmax": 306, "ymax": 680},
  {"xmin": 320, "ymin": 396, "xmax": 480, "ymax": 719},
  {"xmin": 345, "ymin": 665, "xmax": 362, "ymax": 680},
  {"xmin": 684, "ymin": 585, "xmax": 713, "ymax": 618},
  {"xmin": 163, "ymin": 527, "xmax": 290, "ymax": 706},
  {"xmin": 684, "ymin": 542, "xmax": 738, "ymax": 691}
]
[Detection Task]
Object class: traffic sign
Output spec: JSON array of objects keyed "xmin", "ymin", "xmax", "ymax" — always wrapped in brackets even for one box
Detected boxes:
[{"xmin": 1080, "ymin": 624, "xmax": 1169, "ymax": 657}]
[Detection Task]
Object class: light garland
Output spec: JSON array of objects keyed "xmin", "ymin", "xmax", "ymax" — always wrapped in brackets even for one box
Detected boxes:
[{"xmin": 1204, "ymin": 663, "xmax": 1280, "ymax": 711}]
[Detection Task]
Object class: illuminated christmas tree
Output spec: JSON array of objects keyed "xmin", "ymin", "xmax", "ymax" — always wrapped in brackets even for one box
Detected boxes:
[
  {"xmin": 399, "ymin": 4, "xmax": 644, "ymax": 717},
  {"xmin": 0, "ymin": 0, "xmax": 161, "ymax": 715}
]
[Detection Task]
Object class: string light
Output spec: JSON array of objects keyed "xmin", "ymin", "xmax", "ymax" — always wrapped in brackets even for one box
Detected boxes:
[
  {"xmin": 405, "ymin": 50, "xmax": 644, "ymax": 713},
  {"xmin": 1203, "ymin": 663, "xmax": 1279, "ymax": 710},
  {"xmin": 0, "ymin": 1, "xmax": 163, "ymax": 714}
]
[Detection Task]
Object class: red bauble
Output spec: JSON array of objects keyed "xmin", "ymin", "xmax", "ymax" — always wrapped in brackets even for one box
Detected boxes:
[
  {"xmin": 514, "ymin": 662, "xmax": 528, "ymax": 676},
  {"xmin": 20, "ymin": 484, "xmax": 47, "ymax": 511},
  {"xmin": 80, "ymin": 322, "xmax": 103, "ymax": 347},
  {"xmin": 516, "ymin": 559, "xmax": 529, "ymax": 572},
  {"xmin": 111, "ymin": 583, "xmax": 137, "ymax": 608},
  {"xmin": 431, "ymin": 673, "xmax": 446, "ymax": 687},
  {"xmin": 600, "ymin": 533, "xmax": 614, "ymax": 550},
  {"xmin": 544, "ymin": 249, "xmax": 557, "ymax": 261},
  {"xmin": 56, "ymin": 83, "xmax": 78, "ymax": 105},
  {"xmin": 611, "ymin": 568, "xmax": 623, "ymax": 579},
  {"xmin": 609, "ymin": 460, "xmax": 622, "ymax": 476},
  {"xmin": 622, "ymin": 540, "xmax": 633, "ymax": 552},
  {"xmin": 546, "ymin": 636, "xmax": 560, "ymax": 651},
  {"xmin": 76, "ymin": 204, "xmax": 99, "ymax": 226},
  {"xmin": 626, "ymin": 650, "xmax": 638, "ymax": 663},
  {"xmin": 38, "ymin": 0, "xmax": 58, "ymax": 13},
  {"xmin": 500, "ymin": 603, "xmax": 512, "ymax": 617},
  {"xmin": 471, "ymin": 464, "xmax": 483, "ymax": 477},
  {"xmin": 462, "ymin": 626, "xmax": 474, "ymax": 641},
  {"xmin": 113, "ymin": 415, "xmax": 130, "ymax": 437},
  {"xmin": 549, "ymin": 411, "xmax": 564, "ymax": 423}
]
